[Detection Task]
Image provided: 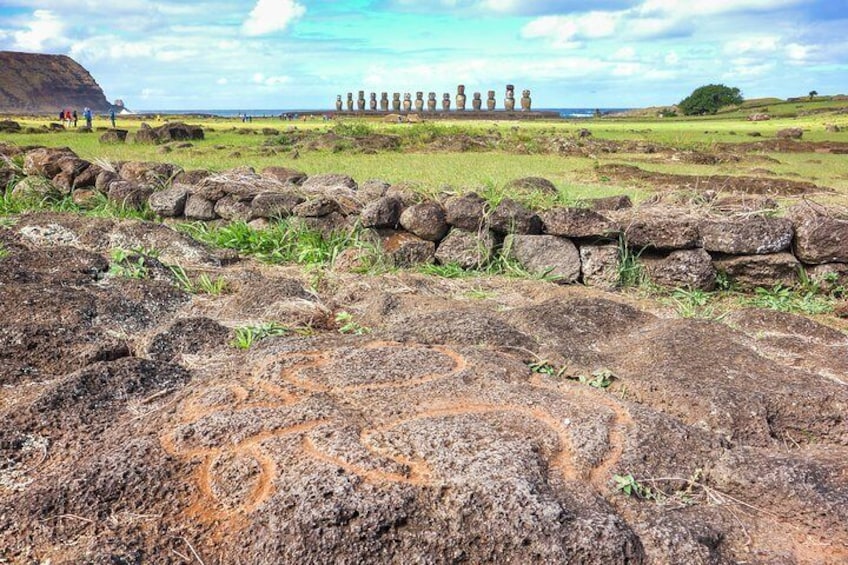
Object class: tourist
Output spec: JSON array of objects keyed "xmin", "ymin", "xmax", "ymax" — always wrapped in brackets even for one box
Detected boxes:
[
  {"xmin": 109, "ymin": 108, "xmax": 116, "ymax": 128},
  {"xmin": 64, "ymin": 109, "xmax": 72, "ymax": 127},
  {"xmin": 84, "ymin": 107, "xmax": 92, "ymax": 128},
  {"xmin": 72, "ymin": 110, "xmax": 78, "ymax": 127}
]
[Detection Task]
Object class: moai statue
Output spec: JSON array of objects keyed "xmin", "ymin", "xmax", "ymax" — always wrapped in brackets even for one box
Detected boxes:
[
  {"xmin": 521, "ymin": 89, "xmax": 532, "ymax": 111},
  {"xmin": 487, "ymin": 90, "xmax": 496, "ymax": 111},
  {"xmin": 504, "ymin": 84, "xmax": 515, "ymax": 111},
  {"xmin": 472, "ymin": 92, "xmax": 482, "ymax": 111},
  {"xmin": 392, "ymin": 93, "xmax": 401, "ymax": 111},
  {"xmin": 369, "ymin": 92, "xmax": 377, "ymax": 111},
  {"xmin": 427, "ymin": 92, "xmax": 437, "ymax": 112},
  {"xmin": 414, "ymin": 92, "xmax": 424, "ymax": 112},
  {"xmin": 335, "ymin": 95, "xmax": 343, "ymax": 112},
  {"xmin": 357, "ymin": 90, "xmax": 366, "ymax": 111},
  {"xmin": 380, "ymin": 92, "xmax": 389, "ymax": 111},
  {"xmin": 456, "ymin": 84, "xmax": 467, "ymax": 111},
  {"xmin": 442, "ymin": 93, "xmax": 451, "ymax": 111},
  {"xmin": 346, "ymin": 92, "xmax": 354, "ymax": 111},
  {"xmin": 402, "ymin": 93, "xmax": 412, "ymax": 112}
]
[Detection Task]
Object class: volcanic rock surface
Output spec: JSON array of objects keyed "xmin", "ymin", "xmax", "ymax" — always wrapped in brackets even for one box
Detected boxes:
[{"xmin": 1, "ymin": 212, "xmax": 846, "ymax": 564}]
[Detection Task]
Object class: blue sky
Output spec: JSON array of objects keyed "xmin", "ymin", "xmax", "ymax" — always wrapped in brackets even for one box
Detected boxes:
[{"xmin": 1, "ymin": 0, "xmax": 846, "ymax": 110}]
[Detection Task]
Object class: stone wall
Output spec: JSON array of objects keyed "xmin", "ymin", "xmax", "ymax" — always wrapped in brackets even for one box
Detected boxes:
[{"xmin": 3, "ymin": 144, "xmax": 847, "ymax": 291}]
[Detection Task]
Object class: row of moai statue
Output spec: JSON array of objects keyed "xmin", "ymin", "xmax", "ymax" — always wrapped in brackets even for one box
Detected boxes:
[{"xmin": 335, "ymin": 85, "xmax": 531, "ymax": 112}]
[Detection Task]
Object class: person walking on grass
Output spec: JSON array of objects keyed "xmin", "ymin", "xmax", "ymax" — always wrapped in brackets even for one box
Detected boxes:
[
  {"xmin": 84, "ymin": 107, "xmax": 92, "ymax": 128},
  {"xmin": 72, "ymin": 110, "xmax": 78, "ymax": 127},
  {"xmin": 109, "ymin": 108, "xmax": 116, "ymax": 128}
]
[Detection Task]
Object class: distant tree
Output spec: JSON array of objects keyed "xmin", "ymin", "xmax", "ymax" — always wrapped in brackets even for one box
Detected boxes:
[
  {"xmin": 678, "ymin": 84, "xmax": 743, "ymax": 115},
  {"xmin": 809, "ymin": 90, "xmax": 818, "ymax": 100}
]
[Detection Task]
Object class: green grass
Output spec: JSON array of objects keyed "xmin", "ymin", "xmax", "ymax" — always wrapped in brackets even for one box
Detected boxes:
[
  {"xmin": 741, "ymin": 284, "xmax": 837, "ymax": 315},
  {"xmin": 231, "ymin": 322, "xmax": 291, "ymax": 350}
]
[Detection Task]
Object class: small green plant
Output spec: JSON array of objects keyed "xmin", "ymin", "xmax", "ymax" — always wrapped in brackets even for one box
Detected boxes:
[
  {"xmin": 618, "ymin": 236, "xmax": 647, "ymax": 288},
  {"xmin": 613, "ymin": 473, "xmax": 660, "ymax": 501},
  {"xmin": 743, "ymin": 284, "xmax": 834, "ymax": 315},
  {"xmin": 169, "ymin": 265, "xmax": 228, "ymax": 295},
  {"xmin": 231, "ymin": 322, "xmax": 290, "ymax": 350},
  {"xmin": 335, "ymin": 311, "xmax": 370, "ymax": 335},
  {"xmin": 570, "ymin": 368, "xmax": 616, "ymax": 389},
  {"xmin": 665, "ymin": 287, "xmax": 723, "ymax": 319},
  {"xmin": 0, "ymin": 243, "xmax": 7, "ymax": 259},
  {"xmin": 528, "ymin": 360, "xmax": 568, "ymax": 378},
  {"xmin": 108, "ymin": 248, "xmax": 149, "ymax": 279}
]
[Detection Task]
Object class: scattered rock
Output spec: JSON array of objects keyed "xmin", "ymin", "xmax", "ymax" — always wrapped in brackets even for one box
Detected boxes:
[
  {"xmin": 370, "ymin": 229, "xmax": 436, "ymax": 267},
  {"xmin": 214, "ymin": 195, "xmax": 256, "ymax": 222},
  {"xmin": 776, "ymin": 127, "xmax": 803, "ymax": 140},
  {"xmin": 261, "ymin": 166, "xmax": 307, "ymax": 185},
  {"xmin": 488, "ymin": 198, "xmax": 542, "ymax": 235},
  {"xmin": 107, "ymin": 180, "xmax": 153, "ymax": 210},
  {"xmin": 292, "ymin": 198, "xmax": 340, "ymax": 218},
  {"xmin": 504, "ymin": 177, "xmax": 558, "ymax": 195},
  {"xmin": 789, "ymin": 202, "xmax": 848, "ymax": 263},
  {"xmin": 587, "ymin": 195, "xmax": 632, "ymax": 211},
  {"xmin": 251, "ymin": 192, "xmax": 305, "ymax": 219},
  {"xmin": 99, "ymin": 129, "xmax": 128, "ymax": 143},
  {"xmin": 148, "ymin": 185, "xmax": 188, "ymax": 217},
  {"xmin": 301, "ymin": 173, "xmax": 358, "ymax": 193},
  {"xmin": 11, "ymin": 176, "xmax": 61, "ymax": 201},
  {"xmin": 184, "ymin": 194, "xmax": 218, "ymax": 221}
]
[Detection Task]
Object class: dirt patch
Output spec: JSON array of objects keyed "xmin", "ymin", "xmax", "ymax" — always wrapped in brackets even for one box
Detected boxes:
[{"xmin": 598, "ymin": 163, "xmax": 827, "ymax": 195}]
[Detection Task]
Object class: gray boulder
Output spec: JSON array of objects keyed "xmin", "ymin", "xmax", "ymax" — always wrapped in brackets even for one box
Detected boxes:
[
  {"xmin": 624, "ymin": 214, "xmax": 700, "ymax": 250},
  {"xmin": 541, "ymin": 207, "xmax": 619, "ymax": 239},
  {"xmin": 642, "ymin": 248, "xmax": 716, "ymax": 290},
  {"xmin": 251, "ymin": 192, "xmax": 305, "ymax": 219},
  {"xmin": 789, "ymin": 203, "xmax": 848, "ymax": 264},
  {"xmin": 107, "ymin": 180, "xmax": 153, "ymax": 209},
  {"xmin": 360, "ymin": 196, "xmax": 403, "ymax": 229},
  {"xmin": 148, "ymin": 185, "xmax": 188, "ymax": 217},
  {"xmin": 580, "ymin": 244, "xmax": 621, "ymax": 289},
  {"xmin": 444, "ymin": 192, "xmax": 489, "ymax": 231},
  {"xmin": 504, "ymin": 234, "xmax": 580, "ymax": 283},
  {"xmin": 184, "ymin": 194, "xmax": 218, "ymax": 220},
  {"xmin": 700, "ymin": 217, "xmax": 793, "ymax": 254},
  {"xmin": 293, "ymin": 198, "xmax": 340, "ymax": 218},
  {"xmin": 435, "ymin": 228, "xmax": 496, "ymax": 270},
  {"xmin": 713, "ymin": 253, "xmax": 800, "ymax": 290},
  {"xmin": 400, "ymin": 201, "xmax": 450, "ymax": 242},
  {"xmin": 489, "ymin": 198, "xmax": 542, "ymax": 235}
]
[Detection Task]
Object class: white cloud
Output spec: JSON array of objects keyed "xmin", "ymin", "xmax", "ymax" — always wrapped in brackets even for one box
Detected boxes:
[
  {"xmin": 664, "ymin": 51, "xmax": 679, "ymax": 65},
  {"xmin": 786, "ymin": 42, "xmax": 816, "ymax": 62},
  {"xmin": 724, "ymin": 36, "xmax": 780, "ymax": 55},
  {"xmin": 217, "ymin": 78, "xmax": 229, "ymax": 85},
  {"xmin": 11, "ymin": 9, "xmax": 66, "ymax": 51},
  {"xmin": 242, "ymin": 0, "xmax": 306, "ymax": 37},
  {"xmin": 612, "ymin": 46, "xmax": 637, "ymax": 61}
]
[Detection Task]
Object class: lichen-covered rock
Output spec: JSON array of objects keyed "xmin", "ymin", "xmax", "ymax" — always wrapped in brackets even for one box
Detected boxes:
[
  {"xmin": 371, "ymin": 229, "xmax": 436, "ymax": 267},
  {"xmin": 489, "ymin": 198, "xmax": 542, "ymax": 235},
  {"xmin": 623, "ymin": 213, "xmax": 700, "ymax": 250},
  {"xmin": 444, "ymin": 192, "xmax": 489, "ymax": 231},
  {"xmin": 292, "ymin": 198, "xmax": 340, "ymax": 218},
  {"xmin": 23, "ymin": 147, "xmax": 78, "ymax": 178},
  {"xmin": 789, "ymin": 203, "xmax": 848, "ymax": 264},
  {"xmin": 580, "ymin": 244, "xmax": 621, "ymax": 289},
  {"xmin": 700, "ymin": 217, "xmax": 793, "ymax": 254},
  {"xmin": 118, "ymin": 161, "xmax": 177, "ymax": 185},
  {"xmin": 357, "ymin": 179, "xmax": 391, "ymax": 202},
  {"xmin": 504, "ymin": 234, "xmax": 580, "ymax": 283},
  {"xmin": 776, "ymin": 127, "xmax": 803, "ymax": 139},
  {"xmin": 184, "ymin": 194, "xmax": 218, "ymax": 220},
  {"xmin": 587, "ymin": 195, "xmax": 632, "ymax": 211},
  {"xmin": 642, "ymin": 248, "xmax": 716, "ymax": 290},
  {"xmin": 301, "ymin": 173, "xmax": 358, "ymax": 193},
  {"xmin": 251, "ymin": 192, "xmax": 305, "ymax": 219},
  {"xmin": 541, "ymin": 207, "xmax": 619, "ymax": 239},
  {"xmin": 214, "ymin": 194, "xmax": 255, "ymax": 222},
  {"xmin": 107, "ymin": 180, "xmax": 153, "ymax": 210},
  {"xmin": 148, "ymin": 185, "xmax": 188, "ymax": 217},
  {"xmin": 11, "ymin": 176, "xmax": 61, "ymax": 201},
  {"xmin": 261, "ymin": 166, "xmax": 307, "ymax": 185},
  {"xmin": 435, "ymin": 228, "xmax": 496, "ymax": 269},
  {"xmin": 400, "ymin": 201, "xmax": 450, "ymax": 242},
  {"xmin": 504, "ymin": 176, "xmax": 558, "ymax": 194},
  {"xmin": 360, "ymin": 196, "xmax": 402, "ymax": 229},
  {"xmin": 712, "ymin": 253, "xmax": 800, "ymax": 289},
  {"xmin": 99, "ymin": 129, "xmax": 128, "ymax": 143}
]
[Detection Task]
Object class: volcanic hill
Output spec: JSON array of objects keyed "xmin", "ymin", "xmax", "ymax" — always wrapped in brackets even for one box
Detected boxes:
[{"xmin": 0, "ymin": 51, "xmax": 113, "ymax": 114}]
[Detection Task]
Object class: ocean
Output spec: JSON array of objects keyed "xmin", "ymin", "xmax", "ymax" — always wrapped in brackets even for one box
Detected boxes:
[{"xmin": 135, "ymin": 108, "xmax": 630, "ymax": 119}]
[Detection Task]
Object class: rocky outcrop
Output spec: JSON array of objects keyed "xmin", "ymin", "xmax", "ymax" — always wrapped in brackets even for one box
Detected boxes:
[{"xmin": 0, "ymin": 51, "xmax": 113, "ymax": 113}]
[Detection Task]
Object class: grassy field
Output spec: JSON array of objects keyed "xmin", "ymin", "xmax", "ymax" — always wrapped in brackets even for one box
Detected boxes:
[{"xmin": 3, "ymin": 96, "xmax": 848, "ymax": 206}]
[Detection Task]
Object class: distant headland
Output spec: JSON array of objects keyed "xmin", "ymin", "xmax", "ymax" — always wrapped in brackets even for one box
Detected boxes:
[{"xmin": 0, "ymin": 51, "xmax": 119, "ymax": 115}]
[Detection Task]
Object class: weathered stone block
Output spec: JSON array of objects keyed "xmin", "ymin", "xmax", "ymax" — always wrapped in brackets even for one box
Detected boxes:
[
  {"xmin": 435, "ymin": 228, "xmax": 496, "ymax": 270},
  {"xmin": 148, "ymin": 185, "xmax": 188, "ymax": 217},
  {"xmin": 489, "ymin": 198, "xmax": 542, "ymax": 235},
  {"xmin": 700, "ymin": 217, "xmax": 793, "ymax": 254},
  {"xmin": 444, "ymin": 192, "xmax": 489, "ymax": 231},
  {"xmin": 400, "ymin": 201, "xmax": 450, "ymax": 242},
  {"xmin": 360, "ymin": 196, "xmax": 403, "ymax": 229},
  {"xmin": 251, "ymin": 192, "xmax": 305, "ymax": 219},
  {"xmin": 214, "ymin": 194, "xmax": 255, "ymax": 222},
  {"xmin": 541, "ymin": 207, "xmax": 619, "ymax": 239},
  {"xmin": 624, "ymin": 215, "xmax": 700, "ymax": 250},
  {"xmin": 712, "ymin": 253, "xmax": 800, "ymax": 290},
  {"xmin": 580, "ymin": 244, "xmax": 621, "ymax": 289},
  {"xmin": 789, "ymin": 203, "xmax": 848, "ymax": 264},
  {"xmin": 642, "ymin": 248, "xmax": 716, "ymax": 290},
  {"xmin": 504, "ymin": 234, "xmax": 580, "ymax": 283},
  {"xmin": 184, "ymin": 194, "xmax": 218, "ymax": 220}
]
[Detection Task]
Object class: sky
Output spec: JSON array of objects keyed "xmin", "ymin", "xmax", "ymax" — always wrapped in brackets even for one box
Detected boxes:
[{"xmin": 0, "ymin": 0, "xmax": 846, "ymax": 111}]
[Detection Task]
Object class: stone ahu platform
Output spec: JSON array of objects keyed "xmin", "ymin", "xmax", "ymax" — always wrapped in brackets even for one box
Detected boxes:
[{"xmin": 333, "ymin": 110, "xmax": 562, "ymax": 120}]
